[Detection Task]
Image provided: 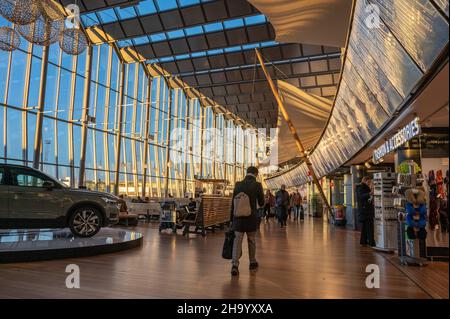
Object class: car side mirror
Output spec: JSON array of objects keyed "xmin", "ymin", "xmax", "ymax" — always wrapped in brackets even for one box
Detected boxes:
[{"xmin": 43, "ymin": 181, "xmax": 54, "ymax": 190}]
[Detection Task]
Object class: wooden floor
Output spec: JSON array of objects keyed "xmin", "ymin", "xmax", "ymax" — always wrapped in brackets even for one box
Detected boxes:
[{"xmin": 0, "ymin": 217, "xmax": 447, "ymax": 299}]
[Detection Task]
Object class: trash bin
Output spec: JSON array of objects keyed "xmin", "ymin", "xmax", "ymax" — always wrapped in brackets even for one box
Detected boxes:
[{"xmin": 333, "ymin": 205, "xmax": 346, "ymax": 226}]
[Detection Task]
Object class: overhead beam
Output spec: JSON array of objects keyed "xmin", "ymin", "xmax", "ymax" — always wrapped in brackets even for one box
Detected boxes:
[{"xmin": 255, "ymin": 48, "xmax": 333, "ymax": 218}]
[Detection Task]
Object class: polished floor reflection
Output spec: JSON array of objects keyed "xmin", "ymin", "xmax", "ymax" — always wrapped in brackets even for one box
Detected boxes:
[
  {"xmin": 0, "ymin": 228, "xmax": 142, "ymax": 252},
  {"xmin": 0, "ymin": 228, "xmax": 143, "ymax": 263},
  {"xmin": 0, "ymin": 218, "xmax": 447, "ymax": 299}
]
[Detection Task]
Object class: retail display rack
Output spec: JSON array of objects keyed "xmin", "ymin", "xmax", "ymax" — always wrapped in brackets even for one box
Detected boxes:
[{"xmin": 373, "ymin": 172, "xmax": 397, "ymax": 252}]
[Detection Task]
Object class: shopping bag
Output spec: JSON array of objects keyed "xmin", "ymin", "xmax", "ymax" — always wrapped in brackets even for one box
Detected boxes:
[{"xmin": 222, "ymin": 230, "xmax": 235, "ymax": 259}]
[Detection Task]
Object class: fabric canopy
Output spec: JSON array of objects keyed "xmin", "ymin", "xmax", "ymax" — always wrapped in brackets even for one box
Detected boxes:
[
  {"xmin": 261, "ymin": 80, "xmax": 332, "ymax": 166},
  {"xmin": 247, "ymin": 0, "xmax": 353, "ymax": 48}
]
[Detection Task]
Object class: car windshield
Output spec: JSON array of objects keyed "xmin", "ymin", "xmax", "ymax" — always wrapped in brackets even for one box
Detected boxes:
[{"xmin": 37, "ymin": 170, "xmax": 69, "ymax": 188}]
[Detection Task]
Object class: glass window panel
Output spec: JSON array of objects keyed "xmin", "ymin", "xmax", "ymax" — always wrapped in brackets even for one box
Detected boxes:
[
  {"xmin": 57, "ymin": 121, "xmax": 69, "ymax": 166},
  {"xmin": 6, "ymin": 108, "xmax": 22, "ymax": 161},
  {"xmin": 73, "ymin": 124, "xmax": 82, "ymax": 165},
  {"xmin": 27, "ymin": 57, "xmax": 42, "ymax": 108},
  {"xmin": 7, "ymin": 50, "xmax": 27, "ymax": 107},
  {"xmin": 86, "ymin": 129, "xmax": 95, "ymax": 169},
  {"xmin": 95, "ymin": 85, "xmax": 106, "ymax": 127},
  {"xmin": 96, "ymin": 131, "xmax": 105, "ymax": 171},
  {"xmin": 43, "ymin": 63, "xmax": 59, "ymax": 112},
  {"xmin": 27, "ymin": 113, "xmax": 36, "ymax": 163},
  {"xmin": 98, "ymin": 45, "xmax": 109, "ymax": 84},
  {"xmin": 42, "ymin": 117, "xmax": 55, "ymax": 164},
  {"xmin": 0, "ymin": 50, "xmax": 9, "ymax": 104},
  {"xmin": 57, "ymin": 69, "xmax": 72, "ymax": 120}
]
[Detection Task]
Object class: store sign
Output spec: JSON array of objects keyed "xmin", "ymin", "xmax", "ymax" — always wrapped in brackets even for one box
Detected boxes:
[{"xmin": 373, "ymin": 117, "xmax": 421, "ymax": 163}]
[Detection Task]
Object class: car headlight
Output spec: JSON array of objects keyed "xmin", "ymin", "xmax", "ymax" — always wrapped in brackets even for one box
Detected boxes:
[{"xmin": 101, "ymin": 197, "xmax": 118, "ymax": 204}]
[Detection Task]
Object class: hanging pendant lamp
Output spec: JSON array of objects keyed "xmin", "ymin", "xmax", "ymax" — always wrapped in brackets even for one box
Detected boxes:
[
  {"xmin": 0, "ymin": 0, "xmax": 41, "ymax": 26},
  {"xmin": 16, "ymin": 13, "xmax": 64, "ymax": 46},
  {"xmin": 0, "ymin": 26, "xmax": 21, "ymax": 51},
  {"xmin": 59, "ymin": 27, "xmax": 87, "ymax": 55}
]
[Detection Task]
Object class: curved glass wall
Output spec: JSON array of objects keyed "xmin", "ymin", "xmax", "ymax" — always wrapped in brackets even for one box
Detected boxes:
[
  {"xmin": 265, "ymin": 0, "xmax": 449, "ymax": 189},
  {"xmin": 0, "ymin": 16, "xmax": 256, "ymax": 197}
]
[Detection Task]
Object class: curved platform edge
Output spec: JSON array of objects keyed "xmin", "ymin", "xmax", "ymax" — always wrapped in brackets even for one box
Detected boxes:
[{"xmin": 0, "ymin": 234, "xmax": 143, "ymax": 264}]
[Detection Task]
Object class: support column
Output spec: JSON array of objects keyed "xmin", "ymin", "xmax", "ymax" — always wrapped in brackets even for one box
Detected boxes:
[
  {"xmin": 78, "ymin": 45, "xmax": 93, "ymax": 187},
  {"xmin": 141, "ymin": 76, "xmax": 152, "ymax": 198},
  {"xmin": 255, "ymin": 48, "xmax": 333, "ymax": 218},
  {"xmin": 163, "ymin": 84, "xmax": 173, "ymax": 197},
  {"xmin": 22, "ymin": 43, "xmax": 32, "ymax": 164},
  {"xmin": 33, "ymin": 46, "xmax": 50, "ymax": 169},
  {"xmin": 114, "ymin": 63, "xmax": 126, "ymax": 195}
]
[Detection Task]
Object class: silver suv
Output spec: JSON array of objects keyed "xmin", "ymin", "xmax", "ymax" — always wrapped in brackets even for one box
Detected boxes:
[{"xmin": 0, "ymin": 164, "xmax": 120, "ymax": 237}]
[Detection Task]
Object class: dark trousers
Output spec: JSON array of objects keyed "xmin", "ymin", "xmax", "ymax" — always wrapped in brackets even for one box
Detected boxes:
[
  {"xmin": 360, "ymin": 219, "xmax": 375, "ymax": 246},
  {"xmin": 264, "ymin": 204, "xmax": 271, "ymax": 220},
  {"xmin": 277, "ymin": 206, "xmax": 288, "ymax": 225}
]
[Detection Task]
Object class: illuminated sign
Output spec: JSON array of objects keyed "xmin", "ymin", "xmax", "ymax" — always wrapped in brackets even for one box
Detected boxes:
[{"xmin": 373, "ymin": 117, "xmax": 421, "ymax": 163}]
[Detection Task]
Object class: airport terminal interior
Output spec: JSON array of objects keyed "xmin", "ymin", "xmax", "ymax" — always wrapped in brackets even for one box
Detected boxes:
[{"xmin": 0, "ymin": 0, "xmax": 449, "ymax": 299}]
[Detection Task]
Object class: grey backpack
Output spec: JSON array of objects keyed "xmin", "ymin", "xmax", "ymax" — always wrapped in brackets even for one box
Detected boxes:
[{"xmin": 233, "ymin": 192, "xmax": 252, "ymax": 217}]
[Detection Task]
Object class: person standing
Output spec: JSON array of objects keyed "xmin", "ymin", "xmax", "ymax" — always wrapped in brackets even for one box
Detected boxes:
[
  {"xmin": 292, "ymin": 190, "xmax": 303, "ymax": 220},
  {"xmin": 275, "ymin": 185, "xmax": 290, "ymax": 227},
  {"xmin": 356, "ymin": 176, "xmax": 375, "ymax": 246},
  {"xmin": 229, "ymin": 166, "xmax": 265, "ymax": 276},
  {"xmin": 263, "ymin": 190, "xmax": 274, "ymax": 221}
]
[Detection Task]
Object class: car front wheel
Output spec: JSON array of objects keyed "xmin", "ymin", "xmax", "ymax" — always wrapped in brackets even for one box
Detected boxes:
[{"xmin": 69, "ymin": 207, "xmax": 102, "ymax": 237}]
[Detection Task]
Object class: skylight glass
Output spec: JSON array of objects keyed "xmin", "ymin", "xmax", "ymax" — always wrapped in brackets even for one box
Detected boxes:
[
  {"xmin": 133, "ymin": 36, "xmax": 150, "ymax": 46},
  {"xmin": 223, "ymin": 18, "xmax": 244, "ymax": 29},
  {"xmin": 244, "ymin": 15, "xmax": 266, "ymax": 26},
  {"xmin": 97, "ymin": 8, "xmax": 117, "ymax": 24},
  {"xmin": 116, "ymin": 7, "xmax": 137, "ymax": 20},
  {"xmin": 136, "ymin": 0, "xmax": 157, "ymax": 15},
  {"xmin": 204, "ymin": 22, "xmax": 223, "ymax": 32},
  {"xmin": 145, "ymin": 41, "xmax": 279, "ymax": 65},
  {"xmin": 167, "ymin": 30, "xmax": 185, "ymax": 39},
  {"xmin": 185, "ymin": 26, "xmax": 203, "ymax": 36},
  {"xmin": 155, "ymin": 0, "xmax": 178, "ymax": 11},
  {"xmin": 178, "ymin": 0, "xmax": 200, "ymax": 6},
  {"xmin": 81, "ymin": 13, "xmax": 99, "ymax": 27},
  {"xmin": 150, "ymin": 33, "xmax": 167, "ymax": 42}
]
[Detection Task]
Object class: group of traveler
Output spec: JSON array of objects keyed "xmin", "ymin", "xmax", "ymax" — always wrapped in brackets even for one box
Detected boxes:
[
  {"xmin": 228, "ymin": 167, "xmax": 377, "ymax": 276},
  {"xmin": 263, "ymin": 186, "xmax": 305, "ymax": 227}
]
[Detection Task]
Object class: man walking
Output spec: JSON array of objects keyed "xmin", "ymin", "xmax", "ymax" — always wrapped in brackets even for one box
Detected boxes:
[
  {"xmin": 275, "ymin": 184, "xmax": 290, "ymax": 227},
  {"xmin": 292, "ymin": 190, "xmax": 304, "ymax": 220},
  {"xmin": 356, "ymin": 176, "xmax": 376, "ymax": 246},
  {"xmin": 230, "ymin": 166, "xmax": 265, "ymax": 276}
]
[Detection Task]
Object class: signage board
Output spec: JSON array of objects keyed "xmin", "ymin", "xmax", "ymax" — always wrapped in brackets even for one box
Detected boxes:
[{"xmin": 373, "ymin": 117, "xmax": 421, "ymax": 163}]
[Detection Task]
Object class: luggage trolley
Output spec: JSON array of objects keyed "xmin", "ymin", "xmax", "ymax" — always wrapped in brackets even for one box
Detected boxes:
[{"xmin": 159, "ymin": 201, "xmax": 177, "ymax": 233}]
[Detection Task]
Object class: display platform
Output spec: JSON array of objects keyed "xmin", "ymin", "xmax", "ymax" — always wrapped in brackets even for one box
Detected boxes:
[{"xmin": 0, "ymin": 228, "xmax": 143, "ymax": 263}]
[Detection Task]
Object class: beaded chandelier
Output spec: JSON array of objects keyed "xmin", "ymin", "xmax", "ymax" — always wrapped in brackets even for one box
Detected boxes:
[
  {"xmin": 0, "ymin": 0, "xmax": 41, "ymax": 26},
  {"xmin": 0, "ymin": 26, "xmax": 21, "ymax": 51},
  {"xmin": 16, "ymin": 14, "xmax": 64, "ymax": 46},
  {"xmin": 59, "ymin": 27, "xmax": 87, "ymax": 55}
]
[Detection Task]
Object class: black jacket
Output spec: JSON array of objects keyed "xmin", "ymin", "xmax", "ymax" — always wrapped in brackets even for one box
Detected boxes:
[
  {"xmin": 356, "ymin": 183, "xmax": 374, "ymax": 222},
  {"xmin": 275, "ymin": 189, "xmax": 290, "ymax": 207},
  {"xmin": 230, "ymin": 174, "xmax": 265, "ymax": 232}
]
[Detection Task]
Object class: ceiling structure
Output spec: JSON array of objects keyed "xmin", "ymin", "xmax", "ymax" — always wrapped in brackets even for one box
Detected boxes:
[{"xmin": 58, "ymin": 0, "xmax": 342, "ymax": 129}]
